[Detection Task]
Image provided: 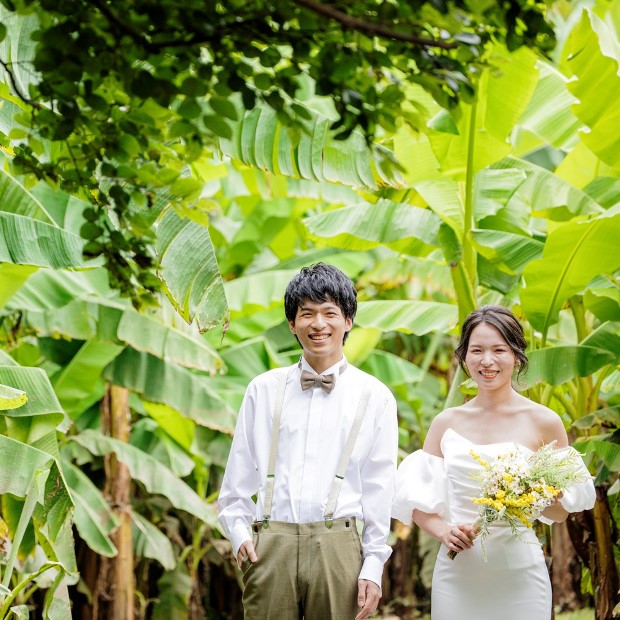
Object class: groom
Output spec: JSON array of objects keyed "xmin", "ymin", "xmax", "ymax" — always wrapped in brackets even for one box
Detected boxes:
[{"xmin": 218, "ymin": 263, "xmax": 398, "ymax": 619}]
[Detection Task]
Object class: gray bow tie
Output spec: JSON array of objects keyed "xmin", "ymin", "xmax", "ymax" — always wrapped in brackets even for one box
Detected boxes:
[{"xmin": 300, "ymin": 370, "xmax": 336, "ymax": 394}]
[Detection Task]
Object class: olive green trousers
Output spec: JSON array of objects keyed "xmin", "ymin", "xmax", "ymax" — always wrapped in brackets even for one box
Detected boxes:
[{"xmin": 242, "ymin": 517, "xmax": 364, "ymax": 620}]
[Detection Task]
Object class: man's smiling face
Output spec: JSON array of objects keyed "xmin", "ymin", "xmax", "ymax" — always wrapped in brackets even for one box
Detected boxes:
[{"xmin": 289, "ymin": 298, "xmax": 352, "ymax": 374}]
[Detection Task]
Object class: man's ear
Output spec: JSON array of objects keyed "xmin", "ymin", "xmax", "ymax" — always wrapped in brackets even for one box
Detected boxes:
[
  {"xmin": 289, "ymin": 320, "xmax": 296, "ymax": 334},
  {"xmin": 344, "ymin": 317, "xmax": 353, "ymax": 332}
]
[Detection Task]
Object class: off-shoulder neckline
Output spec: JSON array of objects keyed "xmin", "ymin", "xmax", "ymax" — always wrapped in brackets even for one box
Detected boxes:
[{"xmin": 441, "ymin": 427, "xmax": 535, "ymax": 453}]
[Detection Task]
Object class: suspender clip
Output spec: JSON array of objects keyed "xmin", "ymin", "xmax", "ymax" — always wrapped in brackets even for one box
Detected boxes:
[
  {"xmin": 262, "ymin": 517, "xmax": 270, "ymax": 529},
  {"xmin": 324, "ymin": 515, "xmax": 334, "ymax": 529}
]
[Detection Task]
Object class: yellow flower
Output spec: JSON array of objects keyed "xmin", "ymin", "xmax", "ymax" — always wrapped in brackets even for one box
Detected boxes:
[{"xmin": 469, "ymin": 450, "xmax": 489, "ymax": 468}]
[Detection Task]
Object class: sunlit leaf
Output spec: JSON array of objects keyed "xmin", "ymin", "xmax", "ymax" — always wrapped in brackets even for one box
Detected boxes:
[
  {"xmin": 355, "ymin": 301, "xmax": 458, "ymax": 335},
  {"xmin": 521, "ymin": 208, "xmax": 620, "ymax": 335},
  {"xmin": 71, "ymin": 430, "xmax": 218, "ymax": 527}
]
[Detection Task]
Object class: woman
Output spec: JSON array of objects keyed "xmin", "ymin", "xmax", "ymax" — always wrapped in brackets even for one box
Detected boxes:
[{"xmin": 392, "ymin": 305, "xmax": 595, "ymax": 620}]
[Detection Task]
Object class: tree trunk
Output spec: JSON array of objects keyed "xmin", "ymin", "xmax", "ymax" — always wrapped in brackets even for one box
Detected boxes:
[
  {"xmin": 551, "ymin": 521, "xmax": 588, "ymax": 611},
  {"xmin": 591, "ymin": 486, "xmax": 619, "ymax": 620},
  {"xmin": 567, "ymin": 486, "xmax": 618, "ymax": 620},
  {"xmin": 93, "ymin": 384, "xmax": 135, "ymax": 620}
]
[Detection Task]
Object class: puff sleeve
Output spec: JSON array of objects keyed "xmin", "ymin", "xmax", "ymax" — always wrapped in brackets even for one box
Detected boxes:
[
  {"xmin": 392, "ymin": 450, "xmax": 447, "ymax": 525},
  {"xmin": 538, "ymin": 447, "xmax": 596, "ymax": 525}
]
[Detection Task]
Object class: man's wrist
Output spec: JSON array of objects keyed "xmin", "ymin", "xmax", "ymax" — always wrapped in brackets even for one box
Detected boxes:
[
  {"xmin": 358, "ymin": 556, "xmax": 384, "ymax": 591},
  {"xmin": 231, "ymin": 519, "xmax": 252, "ymax": 557}
]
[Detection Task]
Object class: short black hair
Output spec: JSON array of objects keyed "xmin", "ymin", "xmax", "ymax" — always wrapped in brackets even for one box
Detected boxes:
[
  {"xmin": 284, "ymin": 263, "xmax": 357, "ymax": 339},
  {"xmin": 455, "ymin": 305, "xmax": 529, "ymax": 379}
]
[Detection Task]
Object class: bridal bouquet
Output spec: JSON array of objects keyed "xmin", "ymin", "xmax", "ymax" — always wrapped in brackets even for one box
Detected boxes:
[{"xmin": 447, "ymin": 442, "xmax": 590, "ymax": 560}]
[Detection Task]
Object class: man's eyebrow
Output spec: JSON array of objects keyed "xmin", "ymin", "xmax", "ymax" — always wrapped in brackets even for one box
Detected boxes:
[{"xmin": 298, "ymin": 303, "xmax": 339, "ymax": 310}]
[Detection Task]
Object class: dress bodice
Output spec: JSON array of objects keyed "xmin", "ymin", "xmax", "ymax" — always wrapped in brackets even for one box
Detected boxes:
[{"xmin": 440, "ymin": 427, "xmax": 533, "ymax": 524}]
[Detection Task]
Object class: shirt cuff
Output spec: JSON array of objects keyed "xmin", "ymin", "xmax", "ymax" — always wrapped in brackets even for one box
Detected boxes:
[
  {"xmin": 230, "ymin": 519, "xmax": 252, "ymax": 557},
  {"xmin": 358, "ymin": 555, "xmax": 385, "ymax": 590}
]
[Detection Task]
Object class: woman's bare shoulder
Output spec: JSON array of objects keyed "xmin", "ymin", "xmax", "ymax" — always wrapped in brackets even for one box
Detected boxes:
[
  {"xmin": 424, "ymin": 406, "xmax": 468, "ymax": 455},
  {"xmin": 520, "ymin": 397, "xmax": 568, "ymax": 445}
]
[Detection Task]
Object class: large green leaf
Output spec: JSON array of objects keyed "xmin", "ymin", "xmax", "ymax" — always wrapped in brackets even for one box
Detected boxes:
[
  {"xmin": 219, "ymin": 337, "xmax": 287, "ymax": 379},
  {"xmin": 224, "ymin": 270, "xmax": 297, "ymax": 318},
  {"xmin": 0, "ymin": 383, "xmax": 28, "ymax": 411},
  {"xmin": 581, "ymin": 321, "xmax": 620, "ymax": 358},
  {"xmin": 573, "ymin": 437, "xmax": 620, "ymax": 471},
  {"xmin": 219, "ymin": 104, "xmax": 403, "ymax": 190},
  {"xmin": 472, "ymin": 168, "xmax": 527, "ymax": 222},
  {"xmin": 61, "ymin": 461, "xmax": 118, "ymax": 558},
  {"xmin": 25, "ymin": 297, "xmax": 223, "ymax": 374},
  {"xmin": 521, "ymin": 208, "xmax": 620, "ymax": 335},
  {"xmin": 156, "ymin": 207, "xmax": 228, "ymax": 332},
  {"xmin": 71, "ymin": 430, "xmax": 218, "ymax": 527},
  {"xmin": 116, "ymin": 306, "xmax": 223, "ymax": 372},
  {"xmin": 142, "ymin": 401, "xmax": 195, "ymax": 452},
  {"xmin": 0, "ymin": 167, "xmax": 55, "ymax": 223},
  {"xmin": 516, "ymin": 60, "xmax": 581, "ymax": 151},
  {"xmin": 523, "ymin": 344, "xmax": 616, "ymax": 387},
  {"xmin": 304, "ymin": 199, "xmax": 440, "ymax": 255},
  {"xmin": 0, "ymin": 212, "xmax": 99, "ymax": 269},
  {"xmin": 0, "ymin": 366, "xmax": 64, "ymax": 418},
  {"xmin": 359, "ymin": 350, "xmax": 424, "ymax": 386},
  {"xmin": 103, "ymin": 349, "xmax": 236, "ymax": 433},
  {"xmin": 0, "ymin": 263, "xmax": 38, "ymax": 309},
  {"xmin": 413, "ymin": 179, "xmax": 463, "ymax": 237},
  {"xmin": 131, "ymin": 510, "xmax": 175, "ymax": 571},
  {"xmin": 355, "ymin": 301, "xmax": 458, "ymax": 335},
  {"xmin": 51, "ymin": 340, "xmax": 124, "ymax": 418},
  {"xmin": 3, "ymin": 268, "xmax": 113, "ymax": 312},
  {"xmin": 131, "ymin": 418, "xmax": 195, "ymax": 477},
  {"xmin": 584, "ymin": 287, "xmax": 620, "ymax": 322},
  {"xmin": 0, "ymin": 436, "xmax": 76, "ymax": 580},
  {"xmin": 471, "ymin": 229, "xmax": 544, "ymax": 275},
  {"xmin": 427, "ymin": 46, "xmax": 539, "ymax": 178},
  {"xmin": 492, "ymin": 157, "xmax": 604, "ymax": 219},
  {"xmin": 217, "ymin": 199, "xmax": 297, "ymax": 272},
  {"xmin": 566, "ymin": 11, "xmax": 620, "ymax": 169}
]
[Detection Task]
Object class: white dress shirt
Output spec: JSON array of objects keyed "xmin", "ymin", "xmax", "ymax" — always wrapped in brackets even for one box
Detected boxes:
[{"xmin": 218, "ymin": 356, "xmax": 398, "ymax": 587}]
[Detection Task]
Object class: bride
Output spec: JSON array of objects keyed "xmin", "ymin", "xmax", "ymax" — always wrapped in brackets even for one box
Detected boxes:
[{"xmin": 392, "ymin": 305, "xmax": 595, "ymax": 620}]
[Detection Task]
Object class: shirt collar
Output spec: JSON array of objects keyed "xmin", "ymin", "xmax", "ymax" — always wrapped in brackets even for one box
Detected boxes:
[{"xmin": 298, "ymin": 355, "xmax": 348, "ymax": 376}]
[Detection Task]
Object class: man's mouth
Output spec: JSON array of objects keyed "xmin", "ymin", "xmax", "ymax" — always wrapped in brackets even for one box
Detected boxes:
[{"xmin": 309, "ymin": 333, "xmax": 330, "ymax": 341}]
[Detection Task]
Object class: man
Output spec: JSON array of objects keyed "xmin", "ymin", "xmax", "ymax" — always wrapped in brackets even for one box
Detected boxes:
[{"xmin": 218, "ymin": 263, "xmax": 398, "ymax": 619}]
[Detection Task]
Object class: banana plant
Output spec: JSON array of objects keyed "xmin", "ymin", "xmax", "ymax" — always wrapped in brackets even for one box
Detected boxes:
[{"xmin": 0, "ymin": 362, "xmax": 76, "ymax": 619}]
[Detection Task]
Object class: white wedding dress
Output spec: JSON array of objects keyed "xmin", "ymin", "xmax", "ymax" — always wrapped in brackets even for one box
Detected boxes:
[{"xmin": 392, "ymin": 428, "xmax": 596, "ymax": 620}]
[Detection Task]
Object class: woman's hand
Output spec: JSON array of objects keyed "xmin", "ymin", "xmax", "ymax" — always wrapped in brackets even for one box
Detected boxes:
[{"xmin": 441, "ymin": 523, "xmax": 477, "ymax": 553}]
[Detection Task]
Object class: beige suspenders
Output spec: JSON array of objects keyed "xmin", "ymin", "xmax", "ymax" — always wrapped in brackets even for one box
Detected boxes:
[
  {"xmin": 261, "ymin": 368, "xmax": 290, "ymax": 527},
  {"xmin": 323, "ymin": 383, "xmax": 371, "ymax": 525},
  {"xmin": 261, "ymin": 366, "xmax": 371, "ymax": 528}
]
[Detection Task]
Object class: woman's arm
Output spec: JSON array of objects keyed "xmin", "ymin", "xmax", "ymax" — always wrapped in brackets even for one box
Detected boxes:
[{"xmin": 413, "ymin": 509, "xmax": 476, "ymax": 553}]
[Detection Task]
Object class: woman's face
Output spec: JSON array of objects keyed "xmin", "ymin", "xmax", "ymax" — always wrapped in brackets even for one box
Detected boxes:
[{"xmin": 465, "ymin": 322, "xmax": 518, "ymax": 391}]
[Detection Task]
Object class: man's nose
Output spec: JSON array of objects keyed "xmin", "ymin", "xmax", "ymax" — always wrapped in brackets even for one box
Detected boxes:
[{"xmin": 312, "ymin": 314, "xmax": 326, "ymax": 328}]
